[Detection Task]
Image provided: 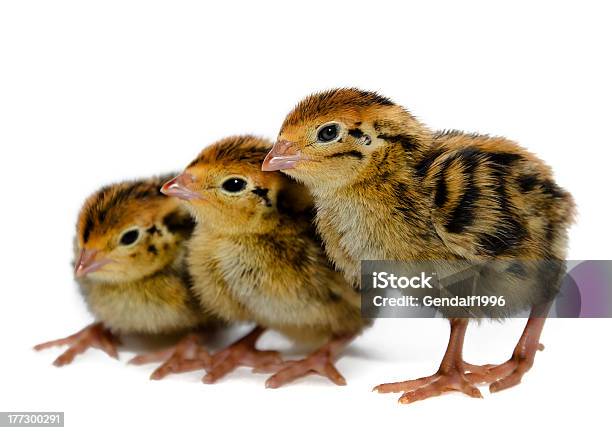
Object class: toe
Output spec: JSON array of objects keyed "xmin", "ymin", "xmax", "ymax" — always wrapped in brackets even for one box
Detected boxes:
[
  {"xmin": 320, "ymin": 362, "xmax": 346, "ymax": 386},
  {"xmin": 245, "ymin": 350, "xmax": 282, "ymax": 368},
  {"xmin": 98, "ymin": 338, "xmax": 119, "ymax": 360},
  {"xmin": 398, "ymin": 385, "xmax": 445, "ymax": 404},
  {"xmin": 461, "ymin": 382, "xmax": 483, "ymax": 399},
  {"xmin": 34, "ymin": 338, "xmax": 70, "ymax": 351},
  {"xmin": 373, "ymin": 376, "xmax": 436, "ymax": 394},
  {"xmin": 53, "ymin": 349, "xmax": 77, "ymax": 367},
  {"xmin": 150, "ymin": 363, "xmax": 173, "ymax": 380},
  {"xmin": 202, "ymin": 358, "xmax": 237, "ymax": 384},
  {"xmin": 265, "ymin": 362, "xmax": 312, "ymax": 389},
  {"xmin": 490, "ymin": 372, "xmax": 522, "ymax": 393}
]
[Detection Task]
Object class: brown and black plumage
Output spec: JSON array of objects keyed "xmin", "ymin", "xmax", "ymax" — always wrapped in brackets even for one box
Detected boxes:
[
  {"xmin": 35, "ymin": 175, "xmax": 218, "ymax": 369},
  {"xmin": 263, "ymin": 88, "xmax": 575, "ymax": 403},
  {"xmin": 162, "ymin": 135, "xmax": 366, "ymax": 388}
]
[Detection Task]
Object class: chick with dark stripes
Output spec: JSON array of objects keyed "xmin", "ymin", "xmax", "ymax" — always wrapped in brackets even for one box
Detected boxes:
[{"xmin": 263, "ymin": 88, "xmax": 575, "ymax": 404}]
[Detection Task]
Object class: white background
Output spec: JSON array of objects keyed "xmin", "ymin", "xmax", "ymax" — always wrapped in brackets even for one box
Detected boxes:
[{"xmin": 1, "ymin": 1, "xmax": 610, "ymax": 432}]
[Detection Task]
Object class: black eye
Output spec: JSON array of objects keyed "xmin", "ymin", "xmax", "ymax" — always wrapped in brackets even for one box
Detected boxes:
[
  {"xmin": 221, "ymin": 178, "xmax": 247, "ymax": 193},
  {"xmin": 120, "ymin": 229, "xmax": 140, "ymax": 245},
  {"xmin": 317, "ymin": 124, "xmax": 340, "ymax": 142}
]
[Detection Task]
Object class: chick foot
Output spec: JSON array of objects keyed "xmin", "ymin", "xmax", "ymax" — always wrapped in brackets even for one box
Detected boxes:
[
  {"xmin": 262, "ymin": 335, "xmax": 353, "ymax": 388},
  {"xmin": 373, "ymin": 359, "xmax": 483, "ymax": 404},
  {"xmin": 128, "ymin": 334, "xmax": 211, "ymax": 380},
  {"xmin": 373, "ymin": 319, "xmax": 482, "ymax": 404},
  {"xmin": 375, "ymin": 310, "xmax": 549, "ymax": 404},
  {"xmin": 203, "ymin": 327, "xmax": 282, "ymax": 384},
  {"xmin": 34, "ymin": 322, "xmax": 120, "ymax": 366},
  {"xmin": 466, "ymin": 313, "xmax": 548, "ymax": 393}
]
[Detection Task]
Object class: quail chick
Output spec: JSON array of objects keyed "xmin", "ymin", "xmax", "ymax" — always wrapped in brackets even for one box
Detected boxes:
[
  {"xmin": 35, "ymin": 175, "xmax": 218, "ymax": 374},
  {"xmin": 263, "ymin": 88, "xmax": 576, "ymax": 403},
  {"xmin": 161, "ymin": 135, "xmax": 366, "ymax": 388}
]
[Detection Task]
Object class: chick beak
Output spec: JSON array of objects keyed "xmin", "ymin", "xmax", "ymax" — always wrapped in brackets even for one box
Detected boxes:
[
  {"xmin": 74, "ymin": 249, "xmax": 112, "ymax": 278},
  {"xmin": 262, "ymin": 140, "xmax": 306, "ymax": 171},
  {"xmin": 160, "ymin": 172, "xmax": 203, "ymax": 201}
]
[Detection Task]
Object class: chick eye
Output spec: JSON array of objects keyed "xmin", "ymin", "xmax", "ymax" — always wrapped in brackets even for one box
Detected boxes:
[
  {"xmin": 119, "ymin": 229, "xmax": 140, "ymax": 246},
  {"xmin": 317, "ymin": 123, "xmax": 340, "ymax": 143},
  {"xmin": 221, "ymin": 178, "xmax": 247, "ymax": 193}
]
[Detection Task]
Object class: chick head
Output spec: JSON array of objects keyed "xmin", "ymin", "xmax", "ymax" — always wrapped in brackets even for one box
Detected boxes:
[
  {"xmin": 75, "ymin": 176, "xmax": 194, "ymax": 283},
  {"xmin": 263, "ymin": 88, "xmax": 427, "ymax": 190},
  {"xmin": 162, "ymin": 135, "xmax": 305, "ymax": 234}
]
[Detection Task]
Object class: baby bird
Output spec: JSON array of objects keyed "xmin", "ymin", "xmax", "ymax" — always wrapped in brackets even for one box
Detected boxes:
[
  {"xmin": 35, "ymin": 175, "xmax": 217, "ymax": 374},
  {"xmin": 263, "ymin": 88, "xmax": 575, "ymax": 403},
  {"xmin": 161, "ymin": 135, "xmax": 366, "ymax": 388}
]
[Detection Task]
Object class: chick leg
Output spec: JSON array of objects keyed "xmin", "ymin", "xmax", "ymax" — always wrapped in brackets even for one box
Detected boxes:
[
  {"xmin": 373, "ymin": 318, "xmax": 483, "ymax": 404},
  {"xmin": 262, "ymin": 335, "xmax": 353, "ymax": 388},
  {"xmin": 34, "ymin": 322, "xmax": 120, "ymax": 366},
  {"xmin": 203, "ymin": 326, "xmax": 282, "ymax": 384},
  {"xmin": 466, "ymin": 303, "xmax": 550, "ymax": 393},
  {"xmin": 128, "ymin": 333, "xmax": 212, "ymax": 380}
]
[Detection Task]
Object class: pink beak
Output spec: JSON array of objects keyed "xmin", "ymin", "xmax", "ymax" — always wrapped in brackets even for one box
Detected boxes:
[
  {"xmin": 160, "ymin": 172, "xmax": 203, "ymax": 201},
  {"xmin": 74, "ymin": 249, "xmax": 112, "ymax": 278},
  {"xmin": 262, "ymin": 140, "xmax": 306, "ymax": 171}
]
